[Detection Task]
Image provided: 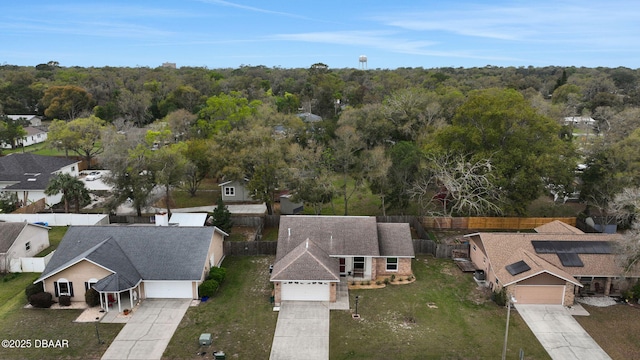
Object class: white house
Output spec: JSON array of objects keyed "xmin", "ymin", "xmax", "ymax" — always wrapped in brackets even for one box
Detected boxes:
[
  {"xmin": 0, "ymin": 222, "xmax": 50, "ymax": 272},
  {"xmin": 0, "ymin": 154, "xmax": 80, "ymax": 207},
  {"xmin": 7, "ymin": 115, "xmax": 43, "ymax": 127},
  {"xmin": 1, "ymin": 127, "xmax": 48, "ymax": 149}
]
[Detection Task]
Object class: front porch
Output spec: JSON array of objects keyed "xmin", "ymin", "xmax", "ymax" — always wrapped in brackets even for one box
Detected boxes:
[
  {"xmin": 99, "ymin": 286, "xmax": 140, "ymax": 313},
  {"xmin": 576, "ymin": 276, "xmax": 626, "ymax": 298}
]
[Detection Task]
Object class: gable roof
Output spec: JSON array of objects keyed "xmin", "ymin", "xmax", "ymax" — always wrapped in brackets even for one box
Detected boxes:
[
  {"xmin": 0, "ymin": 153, "xmax": 80, "ymax": 190},
  {"xmin": 534, "ymin": 220, "xmax": 584, "ymax": 234},
  {"xmin": 468, "ymin": 226, "xmax": 637, "ymax": 286},
  {"xmin": 377, "ymin": 223, "xmax": 415, "ymax": 257},
  {"xmin": 37, "ymin": 226, "xmax": 218, "ymax": 290},
  {"xmin": 276, "ymin": 216, "xmax": 381, "ymax": 262},
  {"xmin": 271, "ymin": 238, "xmax": 340, "ymax": 281},
  {"xmin": 0, "ymin": 222, "xmax": 28, "ymax": 252}
]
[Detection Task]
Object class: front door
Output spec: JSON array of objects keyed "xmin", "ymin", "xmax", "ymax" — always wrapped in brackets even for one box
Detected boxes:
[{"xmin": 339, "ymin": 258, "xmax": 346, "ymax": 276}]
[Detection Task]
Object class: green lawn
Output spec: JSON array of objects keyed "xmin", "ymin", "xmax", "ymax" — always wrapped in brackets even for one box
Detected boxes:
[
  {"xmin": 164, "ymin": 256, "xmax": 278, "ymax": 359},
  {"xmin": 330, "ymin": 257, "xmax": 550, "ymax": 360},
  {"xmin": 0, "ymin": 273, "xmax": 123, "ymax": 360},
  {"xmin": 36, "ymin": 226, "xmax": 69, "ymax": 256}
]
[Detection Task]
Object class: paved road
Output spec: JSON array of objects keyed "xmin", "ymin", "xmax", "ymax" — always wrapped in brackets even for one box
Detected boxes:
[
  {"xmin": 270, "ymin": 302, "xmax": 330, "ymax": 360},
  {"xmin": 515, "ymin": 304, "xmax": 611, "ymax": 360},
  {"xmin": 101, "ymin": 299, "xmax": 191, "ymax": 360}
]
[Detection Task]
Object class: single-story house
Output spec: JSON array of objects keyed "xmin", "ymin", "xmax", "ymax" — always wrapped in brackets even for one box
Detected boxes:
[
  {"xmin": 0, "ymin": 153, "xmax": 81, "ymax": 207},
  {"xmin": 1, "ymin": 126, "xmax": 48, "ymax": 149},
  {"xmin": 35, "ymin": 225, "xmax": 227, "ymax": 312},
  {"xmin": 0, "ymin": 221, "xmax": 50, "ymax": 272},
  {"xmin": 270, "ymin": 216, "xmax": 415, "ymax": 304},
  {"xmin": 7, "ymin": 115, "xmax": 43, "ymax": 127},
  {"xmin": 218, "ymin": 178, "xmax": 253, "ymax": 203},
  {"xmin": 466, "ymin": 220, "xmax": 640, "ymax": 306}
]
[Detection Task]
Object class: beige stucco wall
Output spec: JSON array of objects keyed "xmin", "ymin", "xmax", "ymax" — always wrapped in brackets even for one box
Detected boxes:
[
  {"xmin": 43, "ymin": 260, "xmax": 112, "ymax": 302},
  {"xmin": 518, "ymin": 273, "xmax": 566, "ymax": 285}
]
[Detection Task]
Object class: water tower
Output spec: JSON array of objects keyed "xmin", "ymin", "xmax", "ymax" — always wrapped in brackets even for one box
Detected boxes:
[{"xmin": 358, "ymin": 55, "xmax": 367, "ymax": 69}]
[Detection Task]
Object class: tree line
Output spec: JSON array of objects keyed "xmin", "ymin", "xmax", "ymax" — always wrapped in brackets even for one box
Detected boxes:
[{"xmin": 1, "ymin": 63, "xmax": 640, "ymax": 223}]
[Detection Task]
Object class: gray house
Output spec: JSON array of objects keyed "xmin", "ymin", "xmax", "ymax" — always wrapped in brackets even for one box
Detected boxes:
[
  {"xmin": 35, "ymin": 225, "xmax": 227, "ymax": 312},
  {"xmin": 218, "ymin": 179, "xmax": 254, "ymax": 203}
]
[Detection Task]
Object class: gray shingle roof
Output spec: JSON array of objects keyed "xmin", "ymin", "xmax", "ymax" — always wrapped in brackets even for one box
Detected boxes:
[
  {"xmin": 0, "ymin": 153, "xmax": 80, "ymax": 190},
  {"xmin": 271, "ymin": 239, "xmax": 340, "ymax": 281},
  {"xmin": 37, "ymin": 226, "xmax": 216, "ymax": 291},
  {"xmin": 0, "ymin": 222, "xmax": 28, "ymax": 252},
  {"xmin": 377, "ymin": 223, "xmax": 415, "ymax": 257}
]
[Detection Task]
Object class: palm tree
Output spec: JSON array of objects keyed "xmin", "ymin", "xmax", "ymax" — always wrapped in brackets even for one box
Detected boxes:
[{"xmin": 44, "ymin": 173, "xmax": 90, "ymax": 213}]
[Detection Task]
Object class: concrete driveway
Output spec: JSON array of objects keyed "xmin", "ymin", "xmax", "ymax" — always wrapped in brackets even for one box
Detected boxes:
[
  {"xmin": 515, "ymin": 304, "xmax": 611, "ymax": 360},
  {"xmin": 101, "ymin": 299, "xmax": 191, "ymax": 360},
  {"xmin": 270, "ymin": 301, "xmax": 330, "ymax": 360}
]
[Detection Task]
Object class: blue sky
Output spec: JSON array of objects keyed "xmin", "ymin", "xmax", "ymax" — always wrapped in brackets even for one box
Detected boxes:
[{"xmin": 2, "ymin": 0, "xmax": 639, "ymax": 69}]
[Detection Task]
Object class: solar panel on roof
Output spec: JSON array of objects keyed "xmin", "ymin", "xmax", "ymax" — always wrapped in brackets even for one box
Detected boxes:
[
  {"xmin": 505, "ymin": 260, "xmax": 531, "ymax": 276},
  {"xmin": 532, "ymin": 241, "xmax": 613, "ymax": 254},
  {"xmin": 557, "ymin": 252, "xmax": 584, "ymax": 267}
]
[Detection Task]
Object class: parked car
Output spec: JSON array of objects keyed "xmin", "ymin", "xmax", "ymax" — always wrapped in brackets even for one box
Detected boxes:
[{"xmin": 86, "ymin": 171, "xmax": 101, "ymax": 181}]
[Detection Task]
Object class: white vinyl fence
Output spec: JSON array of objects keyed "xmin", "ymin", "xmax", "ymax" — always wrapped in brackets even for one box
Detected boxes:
[
  {"xmin": 0, "ymin": 214, "xmax": 109, "ymax": 226},
  {"xmin": 9, "ymin": 251, "xmax": 55, "ymax": 273}
]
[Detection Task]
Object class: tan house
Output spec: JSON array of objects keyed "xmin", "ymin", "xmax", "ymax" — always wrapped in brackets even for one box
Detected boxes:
[
  {"xmin": 271, "ymin": 216, "xmax": 415, "ymax": 304},
  {"xmin": 0, "ymin": 222, "xmax": 50, "ymax": 272},
  {"xmin": 466, "ymin": 220, "xmax": 640, "ymax": 306},
  {"xmin": 35, "ymin": 225, "xmax": 227, "ymax": 312}
]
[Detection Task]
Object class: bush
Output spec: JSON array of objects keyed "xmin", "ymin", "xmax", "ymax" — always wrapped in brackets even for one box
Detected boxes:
[
  {"xmin": 29, "ymin": 292, "xmax": 53, "ymax": 308},
  {"xmin": 25, "ymin": 282, "xmax": 44, "ymax": 300},
  {"xmin": 59, "ymin": 295, "xmax": 71, "ymax": 306},
  {"xmin": 85, "ymin": 288, "xmax": 100, "ymax": 307},
  {"xmin": 198, "ymin": 279, "xmax": 219, "ymax": 298},
  {"xmin": 492, "ymin": 288, "xmax": 507, "ymax": 306},
  {"xmin": 383, "ymin": 278, "xmax": 391, "ymax": 285},
  {"xmin": 208, "ymin": 267, "xmax": 227, "ymax": 284}
]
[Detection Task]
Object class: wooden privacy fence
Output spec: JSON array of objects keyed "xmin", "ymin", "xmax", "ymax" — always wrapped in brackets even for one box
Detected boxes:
[
  {"xmin": 421, "ymin": 217, "xmax": 576, "ymax": 230},
  {"xmin": 224, "ymin": 241, "xmax": 277, "ymax": 256},
  {"xmin": 413, "ymin": 239, "xmax": 469, "ymax": 258}
]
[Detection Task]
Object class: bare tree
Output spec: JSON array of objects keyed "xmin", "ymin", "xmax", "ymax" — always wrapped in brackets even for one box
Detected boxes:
[{"xmin": 410, "ymin": 153, "xmax": 503, "ymax": 217}]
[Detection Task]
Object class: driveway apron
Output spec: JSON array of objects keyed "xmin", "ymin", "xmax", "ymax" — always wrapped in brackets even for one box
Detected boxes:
[
  {"xmin": 101, "ymin": 299, "xmax": 191, "ymax": 360},
  {"xmin": 515, "ymin": 304, "xmax": 611, "ymax": 360},
  {"xmin": 270, "ymin": 301, "xmax": 330, "ymax": 360}
]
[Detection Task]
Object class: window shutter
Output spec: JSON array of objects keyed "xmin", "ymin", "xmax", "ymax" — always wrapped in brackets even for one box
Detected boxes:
[
  {"xmin": 85, "ymin": 282, "xmax": 89, "ymax": 291},
  {"xmin": 54, "ymin": 281, "xmax": 59, "ymax": 297},
  {"xmin": 69, "ymin": 282, "xmax": 74, "ymax": 297}
]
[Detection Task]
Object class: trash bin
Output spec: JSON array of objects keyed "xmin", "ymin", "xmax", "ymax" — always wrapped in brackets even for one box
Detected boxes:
[
  {"xmin": 214, "ymin": 351, "xmax": 226, "ymax": 359},
  {"xmin": 199, "ymin": 333, "xmax": 212, "ymax": 346}
]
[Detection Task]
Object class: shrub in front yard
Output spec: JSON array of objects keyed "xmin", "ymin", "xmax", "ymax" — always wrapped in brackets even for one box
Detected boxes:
[
  {"xmin": 29, "ymin": 292, "xmax": 54, "ymax": 308},
  {"xmin": 59, "ymin": 295, "xmax": 71, "ymax": 306},
  {"xmin": 25, "ymin": 281, "xmax": 44, "ymax": 300},
  {"xmin": 492, "ymin": 288, "xmax": 507, "ymax": 306},
  {"xmin": 85, "ymin": 288, "xmax": 100, "ymax": 307},
  {"xmin": 198, "ymin": 279, "xmax": 219, "ymax": 298},
  {"xmin": 208, "ymin": 267, "xmax": 227, "ymax": 284}
]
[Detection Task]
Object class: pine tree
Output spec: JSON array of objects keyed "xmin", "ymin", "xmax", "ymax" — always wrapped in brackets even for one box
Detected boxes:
[{"xmin": 210, "ymin": 197, "xmax": 233, "ymax": 233}]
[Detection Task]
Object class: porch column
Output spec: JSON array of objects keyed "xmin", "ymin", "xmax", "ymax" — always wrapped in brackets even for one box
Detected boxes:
[
  {"xmin": 117, "ymin": 293, "xmax": 122, "ymax": 313},
  {"xmin": 99, "ymin": 293, "xmax": 104, "ymax": 311},
  {"xmin": 604, "ymin": 277, "xmax": 612, "ymax": 296},
  {"xmin": 129, "ymin": 289, "xmax": 134, "ymax": 309}
]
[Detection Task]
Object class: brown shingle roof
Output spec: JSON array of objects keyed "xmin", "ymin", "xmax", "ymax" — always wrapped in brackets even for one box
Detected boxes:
[
  {"xmin": 535, "ymin": 220, "xmax": 584, "ymax": 234},
  {"xmin": 475, "ymin": 230, "xmax": 638, "ymax": 284},
  {"xmin": 270, "ymin": 239, "xmax": 340, "ymax": 281},
  {"xmin": 275, "ymin": 216, "xmax": 380, "ymax": 262}
]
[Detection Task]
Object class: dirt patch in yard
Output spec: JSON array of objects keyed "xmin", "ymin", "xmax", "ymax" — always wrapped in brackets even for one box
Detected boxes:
[{"xmin": 229, "ymin": 226, "xmax": 258, "ymax": 241}]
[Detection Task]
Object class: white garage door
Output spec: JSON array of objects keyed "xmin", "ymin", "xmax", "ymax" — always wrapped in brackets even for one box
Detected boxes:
[
  {"xmin": 144, "ymin": 281, "xmax": 193, "ymax": 299},
  {"xmin": 515, "ymin": 285, "xmax": 564, "ymax": 305},
  {"xmin": 281, "ymin": 281, "xmax": 330, "ymax": 301}
]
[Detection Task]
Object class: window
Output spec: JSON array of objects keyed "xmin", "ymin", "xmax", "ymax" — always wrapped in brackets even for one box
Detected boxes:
[
  {"xmin": 353, "ymin": 257, "xmax": 365, "ymax": 270},
  {"xmin": 85, "ymin": 278, "xmax": 98, "ymax": 291},
  {"xmin": 386, "ymin": 258, "xmax": 398, "ymax": 271},
  {"xmin": 25, "ymin": 242, "xmax": 31, "ymax": 251},
  {"xmin": 54, "ymin": 279, "xmax": 74, "ymax": 297},
  {"xmin": 224, "ymin": 186, "xmax": 235, "ymax": 196}
]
